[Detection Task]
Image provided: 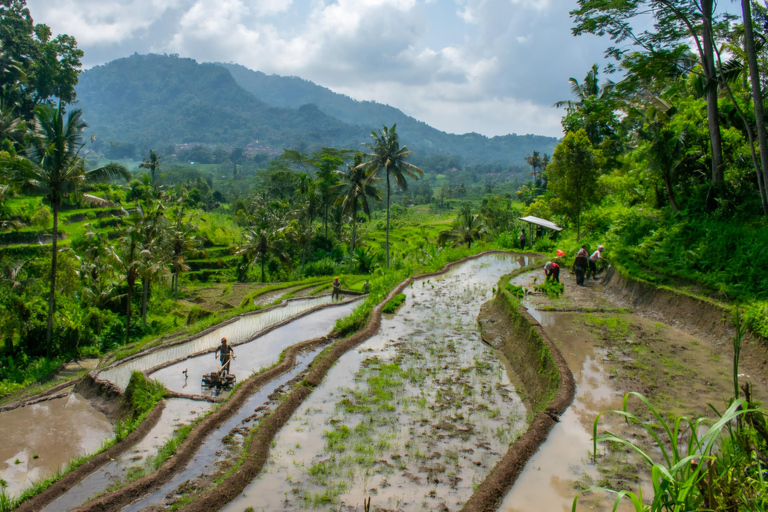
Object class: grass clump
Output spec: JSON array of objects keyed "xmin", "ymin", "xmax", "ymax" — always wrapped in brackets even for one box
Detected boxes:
[
  {"xmin": 535, "ymin": 280, "xmax": 564, "ymax": 299},
  {"xmin": 382, "ymin": 293, "xmax": 407, "ymax": 314}
]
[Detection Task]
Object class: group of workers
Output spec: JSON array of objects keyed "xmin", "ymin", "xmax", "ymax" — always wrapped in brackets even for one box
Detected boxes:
[{"xmin": 543, "ymin": 245, "xmax": 608, "ymax": 285}]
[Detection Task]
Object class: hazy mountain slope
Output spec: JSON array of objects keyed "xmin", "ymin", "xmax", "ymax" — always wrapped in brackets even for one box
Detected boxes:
[
  {"xmin": 220, "ymin": 63, "xmax": 558, "ymax": 165},
  {"xmin": 76, "ymin": 54, "xmax": 365, "ymax": 157},
  {"xmin": 74, "ymin": 54, "xmax": 557, "ymax": 165}
]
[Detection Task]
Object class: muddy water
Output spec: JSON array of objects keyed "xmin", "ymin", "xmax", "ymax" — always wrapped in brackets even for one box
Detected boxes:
[
  {"xmin": 151, "ymin": 300, "xmax": 360, "ymax": 396},
  {"xmin": 42, "ymin": 399, "xmax": 215, "ymax": 512},
  {"xmin": 99, "ymin": 296, "xmax": 333, "ymax": 390},
  {"xmin": 223, "ymin": 254, "xmax": 530, "ymax": 512},
  {"xmin": 0, "ymin": 393, "xmax": 114, "ymax": 499},
  {"xmin": 500, "ymin": 269, "xmax": 768, "ymax": 512},
  {"xmin": 123, "ymin": 347, "xmax": 326, "ymax": 512}
]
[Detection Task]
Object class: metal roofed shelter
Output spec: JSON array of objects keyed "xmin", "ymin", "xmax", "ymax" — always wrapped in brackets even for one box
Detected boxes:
[{"xmin": 519, "ymin": 215, "xmax": 563, "ymax": 243}]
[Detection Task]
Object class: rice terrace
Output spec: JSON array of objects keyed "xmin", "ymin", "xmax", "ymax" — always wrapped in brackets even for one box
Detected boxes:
[{"xmin": 2, "ymin": 0, "xmax": 768, "ymax": 511}]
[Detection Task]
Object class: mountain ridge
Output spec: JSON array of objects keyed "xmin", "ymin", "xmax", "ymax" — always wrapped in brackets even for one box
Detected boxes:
[{"xmin": 74, "ymin": 53, "xmax": 558, "ymax": 165}]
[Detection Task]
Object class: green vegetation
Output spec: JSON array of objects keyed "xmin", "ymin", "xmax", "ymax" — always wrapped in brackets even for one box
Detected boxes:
[{"xmin": 381, "ymin": 293, "xmax": 406, "ymax": 314}]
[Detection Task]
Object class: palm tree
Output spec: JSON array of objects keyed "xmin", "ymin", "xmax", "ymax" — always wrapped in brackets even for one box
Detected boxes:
[
  {"xmin": 553, "ymin": 64, "xmax": 614, "ymax": 111},
  {"xmin": 137, "ymin": 201, "xmax": 167, "ymax": 324},
  {"xmin": 359, "ymin": 124, "xmax": 423, "ymax": 267},
  {"xmin": 333, "ymin": 153, "xmax": 381, "ymax": 257},
  {"xmin": 139, "ymin": 150, "xmax": 161, "ymax": 189},
  {"xmin": 165, "ymin": 205, "xmax": 198, "ymax": 294},
  {"xmin": 2, "ymin": 104, "xmax": 129, "ymax": 354},
  {"xmin": 438, "ymin": 203, "xmax": 486, "ymax": 249},
  {"xmin": 525, "ymin": 151, "xmax": 542, "ymax": 185},
  {"xmin": 237, "ymin": 223, "xmax": 290, "ymax": 283}
]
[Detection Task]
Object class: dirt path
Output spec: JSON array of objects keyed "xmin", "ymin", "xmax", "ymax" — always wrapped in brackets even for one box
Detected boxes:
[{"xmin": 498, "ymin": 267, "xmax": 768, "ymax": 512}]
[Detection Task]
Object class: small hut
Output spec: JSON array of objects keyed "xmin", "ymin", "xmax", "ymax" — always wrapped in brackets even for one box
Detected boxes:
[{"xmin": 518, "ymin": 215, "xmax": 563, "ymax": 242}]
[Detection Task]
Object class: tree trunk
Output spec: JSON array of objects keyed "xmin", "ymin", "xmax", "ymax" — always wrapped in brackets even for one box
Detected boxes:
[
  {"xmin": 261, "ymin": 258, "xmax": 265, "ymax": 283},
  {"xmin": 125, "ymin": 278, "xmax": 134, "ymax": 346},
  {"xmin": 385, "ymin": 172, "xmax": 391, "ymax": 268},
  {"xmin": 324, "ymin": 205, "xmax": 328, "ymax": 239},
  {"xmin": 141, "ymin": 277, "xmax": 149, "ymax": 325},
  {"xmin": 663, "ymin": 173, "xmax": 680, "ymax": 212},
  {"xmin": 46, "ymin": 202, "xmax": 59, "ymax": 357},
  {"xmin": 743, "ymin": 0, "xmax": 768, "ymax": 214},
  {"xmin": 350, "ymin": 203, "xmax": 357, "ymax": 258},
  {"xmin": 701, "ymin": 0, "xmax": 724, "ymax": 193}
]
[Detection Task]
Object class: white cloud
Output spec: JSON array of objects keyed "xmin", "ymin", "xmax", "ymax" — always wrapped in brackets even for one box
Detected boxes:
[{"xmin": 27, "ymin": 0, "xmax": 612, "ymax": 137}]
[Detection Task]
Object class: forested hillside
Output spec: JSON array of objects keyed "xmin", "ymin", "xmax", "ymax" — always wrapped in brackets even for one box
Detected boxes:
[{"xmin": 74, "ymin": 54, "xmax": 557, "ymax": 166}]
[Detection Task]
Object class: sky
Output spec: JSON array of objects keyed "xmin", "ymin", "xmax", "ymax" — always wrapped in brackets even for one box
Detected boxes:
[{"xmin": 27, "ymin": 0, "xmax": 622, "ymax": 138}]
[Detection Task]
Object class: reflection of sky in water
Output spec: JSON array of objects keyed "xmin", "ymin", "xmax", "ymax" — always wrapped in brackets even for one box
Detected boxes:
[
  {"xmin": 99, "ymin": 296, "xmax": 332, "ymax": 390},
  {"xmin": 151, "ymin": 300, "xmax": 360, "ymax": 395},
  {"xmin": 0, "ymin": 393, "xmax": 113, "ymax": 499},
  {"xmin": 223, "ymin": 254, "xmax": 529, "ymax": 512}
]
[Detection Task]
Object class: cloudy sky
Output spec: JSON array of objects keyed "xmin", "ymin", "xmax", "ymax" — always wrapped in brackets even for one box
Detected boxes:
[{"xmin": 27, "ymin": 0, "xmax": 618, "ymax": 138}]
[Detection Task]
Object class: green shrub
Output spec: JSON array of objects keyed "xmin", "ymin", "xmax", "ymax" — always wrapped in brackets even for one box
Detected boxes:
[
  {"xmin": 186, "ymin": 306, "xmax": 214, "ymax": 325},
  {"xmin": 382, "ymin": 293, "xmax": 406, "ymax": 314}
]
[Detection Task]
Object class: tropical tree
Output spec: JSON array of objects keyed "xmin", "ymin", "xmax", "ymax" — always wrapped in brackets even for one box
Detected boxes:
[
  {"xmin": 571, "ymin": 0, "xmax": 725, "ymax": 205},
  {"xmin": 359, "ymin": 124, "xmax": 423, "ymax": 267},
  {"xmin": 1, "ymin": 104, "xmax": 129, "ymax": 354},
  {"xmin": 237, "ymin": 211, "xmax": 290, "ymax": 283},
  {"xmin": 548, "ymin": 129, "xmax": 602, "ymax": 240},
  {"xmin": 333, "ymin": 153, "xmax": 381, "ymax": 257},
  {"xmin": 438, "ymin": 203, "xmax": 487, "ymax": 248},
  {"xmin": 554, "ymin": 64, "xmax": 614, "ymax": 111},
  {"xmin": 110, "ymin": 212, "xmax": 143, "ymax": 346},
  {"xmin": 136, "ymin": 201, "xmax": 167, "ymax": 324},
  {"xmin": 165, "ymin": 204, "xmax": 198, "ymax": 293},
  {"xmin": 525, "ymin": 150, "xmax": 543, "ymax": 185},
  {"xmin": 139, "ymin": 149, "xmax": 161, "ymax": 189}
]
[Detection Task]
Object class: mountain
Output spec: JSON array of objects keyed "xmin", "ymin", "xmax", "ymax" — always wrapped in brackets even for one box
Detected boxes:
[{"xmin": 74, "ymin": 54, "xmax": 558, "ymax": 165}]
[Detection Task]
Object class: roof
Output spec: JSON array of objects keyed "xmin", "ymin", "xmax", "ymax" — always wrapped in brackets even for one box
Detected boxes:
[{"xmin": 519, "ymin": 216, "xmax": 563, "ymax": 231}]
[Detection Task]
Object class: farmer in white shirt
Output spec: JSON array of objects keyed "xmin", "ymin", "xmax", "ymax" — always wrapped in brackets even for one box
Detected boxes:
[{"xmin": 587, "ymin": 245, "xmax": 609, "ymax": 280}]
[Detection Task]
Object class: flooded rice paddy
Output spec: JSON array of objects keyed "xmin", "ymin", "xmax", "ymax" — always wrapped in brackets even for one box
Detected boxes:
[
  {"xmin": 223, "ymin": 254, "xmax": 530, "ymax": 512},
  {"xmin": 0, "ymin": 393, "xmax": 114, "ymax": 499},
  {"xmin": 42, "ymin": 399, "xmax": 215, "ymax": 512},
  {"xmin": 99, "ymin": 296, "xmax": 333, "ymax": 390},
  {"xmin": 151, "ymin": 300, "xmax": 358, "ymax": 396},
  {"xmin": 499, "ymin": 269, "xmax": 768, "ymax": 512}
]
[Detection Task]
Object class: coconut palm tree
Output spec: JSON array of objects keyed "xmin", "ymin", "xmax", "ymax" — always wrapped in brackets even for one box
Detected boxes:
[
  {"xmin": 333, "ymin": 153, "xmax": 381, "ymax": 257},
  {"xmin": 237, "ymin": 222, "xmax": 290, "ymax": 283},
  {"xmin": 438, "ymin": 203, "xmax": 486, "ymax": 249},
  {"xmin": 359, "ymin": 125, "xmax": 422, "ymax": 268},
  {"xmin": 2, "ymin": 104, "xmax": 129, "ymax": 354},
  {"xmin": 110, "ymin": 212, "xmax": 143, "ymax": 346},
  {"xmin": 137, "ymin": 201, "xmax": 167, "ymax": 324},
  {"xmin": 553, "ymin": 63, "xmax": 614, "ymax": 111},
  {"xmin": 139, "ymin": 149, "xmax": 161, "ymax": 189}
]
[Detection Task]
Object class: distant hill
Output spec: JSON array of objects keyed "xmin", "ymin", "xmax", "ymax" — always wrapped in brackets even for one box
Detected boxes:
[{"xmin": 74, "ymin": 54, "xmax": 558, "ymax": 166}]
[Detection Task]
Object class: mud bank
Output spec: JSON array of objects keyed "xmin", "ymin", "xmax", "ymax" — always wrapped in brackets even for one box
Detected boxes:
[
  {"xmin": 601, "ymin": 267, "xmax": 768, "ymax": 385},
  {"xmin": 461, "ymin": 275, "xmax": 575, "ymax": 512}
]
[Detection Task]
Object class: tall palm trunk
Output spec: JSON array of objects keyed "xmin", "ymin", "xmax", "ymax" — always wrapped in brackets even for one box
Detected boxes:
[
  {"xmin": 125, "ymin": 275, "xmax": 135, "ymax": 346},
  {"xmin": 743, "ymin": 0, "xmax": 768, "ymax": 214},
  {"xmin": 46, "ymin": 201, "xmax": 59, "ymax": 357},
  {"xmin": 385, "ymin": 172, "xmax": 391, "ymax": 268},
  {"xmin": 701, "ymin": 0, "xmax": 724, "ymax": 197},
  {"xmin": 663, "ymin": 173, "xmax": 680, "ymax": 212},
  {"xmin": 350, "ymin": 201, "xmax": 357, "ymax": 258},
  {"xmin": 141, "ymin": 278, "xmax": 150, "ymax": 325}
]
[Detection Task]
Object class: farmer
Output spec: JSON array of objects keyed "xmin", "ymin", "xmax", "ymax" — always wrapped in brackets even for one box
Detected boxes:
[
  {"xmin": 535, "ymin": 225, "xmax": 543, "ymax": 240},
  {"xmin": 573, "ymin": 246, "xmax": 589, "ymax": 286},
  {"xmin": 518, "ymin": 229, "xmax": 527, "ymax": 250},
  {"xmin": 215, "ymin": 337, "xmax": 234, "ymax": 375},
  {"xmin": 588, "ymin": 245, "xmax": 609, "ymax": 280},
  {"xmin": 332, "ymin": 277, "xmax": 342, "ymax": 299},
  {"xmin": 544, "ymin": 261, "xmax": 560, "ymax": 283},
  {"xmin": 362, "ymin": 280, "xmax": 370, "ymax": 294}
]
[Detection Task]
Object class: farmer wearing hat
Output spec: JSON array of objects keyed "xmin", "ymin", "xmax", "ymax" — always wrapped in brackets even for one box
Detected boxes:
[
  {"xmin": 332, "ymin": 277, "xmax": 342, "ymax": 299},
  {"xmin": 587, "ymin": 245, "xmax": 609, "ymax": 280},
  {"xmin": 215, "ymin": 337, "xmax": 234, "ymax": 375}
]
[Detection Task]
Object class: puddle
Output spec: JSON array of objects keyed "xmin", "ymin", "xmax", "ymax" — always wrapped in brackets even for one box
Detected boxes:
[
  {"xmin": 98, "ymin": 296, "xmax": 333, "ymax": 390},
  {"xmin": 223, "ymin": 254, "xmax": 529, "ymax": 511},
  {"xmin": 42, "ymin": 399, "xmax": 214, "ymax": 512},
  {"xmin": 151, "ymin": 300, "xmax": 360, "ymax": 396},
  {"xmin": 500, "ymin": 268, "xmax": 768, "ymax": 512},
  {"xmin": 0, "ymin": 393, "xmax": 114, "ymax": 499},
  {"xmin": 123, "ymin": 347, "xmax": 327, "ymax": 512}
]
